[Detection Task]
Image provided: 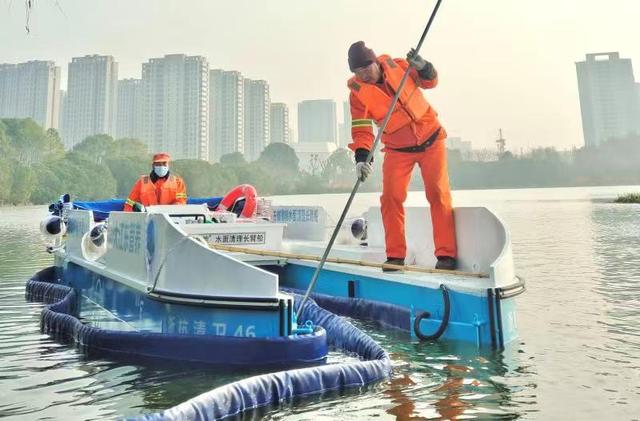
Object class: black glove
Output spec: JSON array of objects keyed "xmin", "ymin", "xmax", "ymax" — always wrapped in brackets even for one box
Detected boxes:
[
  {"xmin": 132, "ymin": 202, "xmax": 146, "ymax": 212},
  {"xmin": 354, "ymin": 148, "xmax": 370, "ymax": 163},
  {"xmin": 407, "ymin": 48, "xmax": 436, "ymax": 80}
]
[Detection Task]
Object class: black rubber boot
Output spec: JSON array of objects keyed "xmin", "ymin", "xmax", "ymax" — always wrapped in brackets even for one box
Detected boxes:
[
  {"xmin": 382, "ymin": 258, "xmax": 405, "ymax": 272},
  {"xmin": 435, "ymin": 256, "xmax": 457, "ymax": 270}
]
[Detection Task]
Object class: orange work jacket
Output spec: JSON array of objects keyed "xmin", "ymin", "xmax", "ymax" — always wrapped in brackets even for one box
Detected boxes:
[
  {"xmin": 123, "ymin": 174, "xmax": 187, "ymax": 211},
  {"xmin": 348, "ymin": 55, "xmax": 444, "ymax": 152}
]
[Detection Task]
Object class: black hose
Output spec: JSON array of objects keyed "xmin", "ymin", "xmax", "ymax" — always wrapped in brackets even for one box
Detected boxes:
[{"xmin": 413, "ymin": 284, "xmax": 450, "ymax": 341}]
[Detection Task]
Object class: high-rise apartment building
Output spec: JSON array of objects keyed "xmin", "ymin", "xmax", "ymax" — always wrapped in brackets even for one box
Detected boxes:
[
  {"xmin": 62, "ymin": 55, "xmax": 118, "ymax": 148},
  {"xmin": 244, "ymin": 79, "xmax": 270, "ymax": 161},
  {"xmin": 116, "ymin": 78, "xmax": 144, "ymax": 140},
  {"xmin": 297, "ymin": 99, "xmax": 337, "ymax": 144},
  {"xmin": 338, "ymin": 100, "xmax": 351, "ymax": 148},
  {"xmin": 58, "ymin": 90, "xmax": 66, "ymax": 129},
  {"xmin": 576, "ymin": 52, "xmax": 640, "ymax": 148},
  {"xmin": 270, "ymin": 103, "xmax": 290, "ymax": 144},
  {"xmin": 209, "ymin": 69, "xmax": 244, "ymax": 162},
  {"xmin": 142, "ymin": 54, "xmax": 209, "ymax": 160},
  {"xmin": 0, "ymin": 60, "xmax": 61, "ymax": 130}
]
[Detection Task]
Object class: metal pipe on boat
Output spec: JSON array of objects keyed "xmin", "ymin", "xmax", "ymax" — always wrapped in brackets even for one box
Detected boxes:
[
  {"xmin": 296, "ymin": 0, "xmax": 445, "ymax": 318},
  {"xmin": 413, "ymin": 284, "xmax": 450, "ymax": 341}
]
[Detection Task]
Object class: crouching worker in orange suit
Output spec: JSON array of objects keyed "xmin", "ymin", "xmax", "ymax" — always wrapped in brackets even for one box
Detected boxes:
[
  {"xmin": 346, "ymin": 41, "xmax": 457, "ymax": 271},
  {"xmin": 123, "ymin": 152, "xmax": 187, "ymax": 212}
]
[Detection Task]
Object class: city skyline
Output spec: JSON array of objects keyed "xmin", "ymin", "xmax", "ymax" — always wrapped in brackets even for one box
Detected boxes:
[
  {"xmin": 1, "ymin": 53, "xmax": 353, "ymax": 164},
  {"xmin": 0, "ymin": 53, "xmax": 351, "ymax": 151},
  {"xmin": 2, "ymin": 0, "xmax": 639, "ymax": 151},
  {"xmin": 2, "ymin": 48, "xmax": 638, "ymax": 157}
]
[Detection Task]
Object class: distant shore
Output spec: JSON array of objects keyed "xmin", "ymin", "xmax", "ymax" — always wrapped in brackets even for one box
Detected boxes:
[
  {"xmin": 614, "ymin": 193, "xmax": 640, "ymax": 203},
  {"xmin": 4, "ymin": 184, "xmax": 640, "ymax": 209}
]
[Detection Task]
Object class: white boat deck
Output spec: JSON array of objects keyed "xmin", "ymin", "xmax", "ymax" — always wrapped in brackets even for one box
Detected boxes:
[{"xmin": 217, "ymin": 240, "xmax": 495, "ymax": 295}]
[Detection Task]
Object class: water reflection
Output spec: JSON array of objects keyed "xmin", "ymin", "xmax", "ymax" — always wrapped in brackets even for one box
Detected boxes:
[{"xmin": 588, "ymin": 203, "xmax": 640, "ymax": 413}]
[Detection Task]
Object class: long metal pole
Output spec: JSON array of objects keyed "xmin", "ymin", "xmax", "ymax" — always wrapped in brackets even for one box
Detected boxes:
[{"xmin": 296, "ymin": 0, "xmax": 444, "ymax": 317}]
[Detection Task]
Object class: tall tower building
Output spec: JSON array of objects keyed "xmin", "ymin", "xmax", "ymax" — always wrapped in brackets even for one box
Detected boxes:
[
  {"xmin": 576, "ymin": 52, "xmax": 640, "ymax": 148},
  {"xmin": 0, "ymin": 64, "xmax": 16, "ymax": 119},
  {"xmin": 116, "ymin": 78, "xmax": 144, "ymax": 140},
  {"xmin": 338, "ymin": 99, "xmax": 351, "ymax": 148},
  {"xmin": 270, "ymin": 102, "xmax": 290, "ymax": 144},
  {"xmin": 62, "ymin": 55, "xmax": 118, "ymax": 148},
  {"xmin": 58, "ymin": 90, "xmax": 66, "ymax": 130},
  {"xmin": 210, "ymin": 69, "xmax": 244, "ymax": 162},
  {"xmin": 142, "ymin": 54, "xmax": 209, "ymax": 160},
  {"xmin": 244, "ymin": 79, "xmax": 270, "ymax": 161},
  {"xmin": 297, "ymin": 99, "xmax": 337, "ymax": 144},
  {"xmin": 0, "ymin": 61, "xmax": 61, "ymax": 130}
]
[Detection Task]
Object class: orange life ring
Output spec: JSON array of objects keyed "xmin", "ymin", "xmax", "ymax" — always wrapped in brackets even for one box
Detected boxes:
[{"xmin": 217, "ymin": 184, "xmax": 257, "ymax": 218}]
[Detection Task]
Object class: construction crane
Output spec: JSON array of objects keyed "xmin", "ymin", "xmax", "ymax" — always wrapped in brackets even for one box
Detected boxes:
[{"xmin": 496, "ymin": 129, "xmax": 506, "ymax": 155}]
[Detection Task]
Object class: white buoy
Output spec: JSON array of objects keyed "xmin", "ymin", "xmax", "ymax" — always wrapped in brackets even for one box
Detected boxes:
[
  {"xmin": 81, "ymin": 223, "xmax": 108, "ymax": 261},
  {"xmin": 40, "ymin": 215, "xmax": 66, "ymax": 238}
]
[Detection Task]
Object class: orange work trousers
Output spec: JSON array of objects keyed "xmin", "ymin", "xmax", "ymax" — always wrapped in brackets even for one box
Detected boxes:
[{"xmin": 380, "ymin": 138, "xmax": 457, "ymax": 259}]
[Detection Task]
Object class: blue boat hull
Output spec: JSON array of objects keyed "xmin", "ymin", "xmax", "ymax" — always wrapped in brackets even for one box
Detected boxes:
[
  {"xmin": 64, "ymin": 262, "xmax": 291, "ymax": 338},
  {"xmin": 27, "ymin": 265, "xmax": 328, "ymax": 368},
  {"xmin": 275, "ymin": 262, "xmax": 520, "ymax": 348}
]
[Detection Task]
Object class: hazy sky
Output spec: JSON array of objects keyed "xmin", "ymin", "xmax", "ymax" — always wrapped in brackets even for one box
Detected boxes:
[{"xmin": 1, "ymin": 0, "xmax": 639, "ymax": 151}]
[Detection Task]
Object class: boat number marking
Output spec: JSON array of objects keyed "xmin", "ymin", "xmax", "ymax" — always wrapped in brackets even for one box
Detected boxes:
[{"xmin": 166, "ymin": 317, "xmax": 256, "ymax": 337}]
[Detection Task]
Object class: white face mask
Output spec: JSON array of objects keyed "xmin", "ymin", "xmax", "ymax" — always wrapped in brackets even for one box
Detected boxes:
[{"xmin": 153, "ymin": 165, "xmax": 169, "ymax": 178}]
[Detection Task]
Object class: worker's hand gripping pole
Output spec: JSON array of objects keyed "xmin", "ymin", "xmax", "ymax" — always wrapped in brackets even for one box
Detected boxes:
[{"xmin": 296, "ymin": 0, "xmax": 444, "ymax": 318}]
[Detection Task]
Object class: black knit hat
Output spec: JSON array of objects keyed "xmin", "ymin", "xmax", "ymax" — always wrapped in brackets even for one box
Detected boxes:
[{"xmin": 348, "ymin": 41, "xmax": 377, "ymax": 72}]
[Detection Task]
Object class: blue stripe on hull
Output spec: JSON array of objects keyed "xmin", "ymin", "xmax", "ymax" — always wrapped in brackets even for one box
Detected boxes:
[
  {"xmin": 63, "ymin": 262, "xmax": 285, "ymax": 338},
  {"xmin": 27, "ymin": 266, "xmax": 328, "ymax": 368},
  {"xmin": 278, "ymin": 263, "xmax": 518, "ymax": 348}
]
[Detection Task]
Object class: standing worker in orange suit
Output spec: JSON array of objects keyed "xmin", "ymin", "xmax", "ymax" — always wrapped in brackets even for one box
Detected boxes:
[
  {"xmin": 347, "ymin": 41, "xmax": 457, "ymax": 271},
  {"xmin": 123, "ymin": 152, "xmax": 187, "ymax": 212}
]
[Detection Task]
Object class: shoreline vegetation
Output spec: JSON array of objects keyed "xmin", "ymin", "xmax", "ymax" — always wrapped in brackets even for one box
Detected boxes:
[
  {"xmin": 2, "ymin": 117, "xmax": 640, "ymax": 206},
  {"xmin": 614, "ymin": 193, "xmax": 640, "ymax": 203}
]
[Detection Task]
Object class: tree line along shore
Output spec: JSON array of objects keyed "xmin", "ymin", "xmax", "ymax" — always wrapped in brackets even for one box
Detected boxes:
[{"xmin": 1, "ymin": 118, "xmax": 639, "ymax": 205}]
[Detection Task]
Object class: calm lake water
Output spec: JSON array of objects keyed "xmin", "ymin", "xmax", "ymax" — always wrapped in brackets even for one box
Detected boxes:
[{"xmin": 1, "ymin": 186, "xmax": 639, "ymax": 420}]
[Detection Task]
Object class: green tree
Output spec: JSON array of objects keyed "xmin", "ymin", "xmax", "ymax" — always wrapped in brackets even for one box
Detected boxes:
[
  {"xmin": 105, "ymin": 157, "xmax": 149, "ymax": 198},
  {"xmin": 321, "ymin": 148, "xmax": 354, "ymax": 188},
  {"xmin": 209, "ymin": 163, "xmax": 239, "ymax": 195},
  {"xmin": 110, "ymin": 138, "xmax": 149, "ymax": 160},
  {"xmin": 232, "ymin": 163, "xmax": 276, "ymax": 195},
  {"xmin": 60, "ymin": 153, "xmax": 117, "ymax": 201},
  {"xmin": 0, "ymin": 159, "xmax": 12, "ymax": 204},
  {"xmin": 219, "ymin": 152, "xmax": 247, "ymax": 165},
  {"xmin": 45, "ymin": 128, "xmax": 65, "ymax": 160},
  {"xmin": 72, "ymin": 134, "xmax": 115, "ymax": 164},
  {"xmin": 89, "ymin": 138, "xmax": 150, "ymax": 198},
  {"xmin": 257, "ymin": 143, "xmax": 299, "ymax": 173},
  {"xmin": 2, "ymin": 118, "xmax": 51, "ymax": 165},
  {"xmin": 10, "ymin": 164, "xmax": 36, "ymax": 204},
  {"xmin": 30, "ymin": 163, "xmax": 64, "ymax": 204},
  {"xmin": 171, "ymin": 159, "xmax": 218, "ymax": 197},
  {"xmin": 0, "ymin": 120, "xmax": 12, "ymax": 158},
  {"xmin": 295, "ymin": 174, "xmax": 326, "ymax": 194}
]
